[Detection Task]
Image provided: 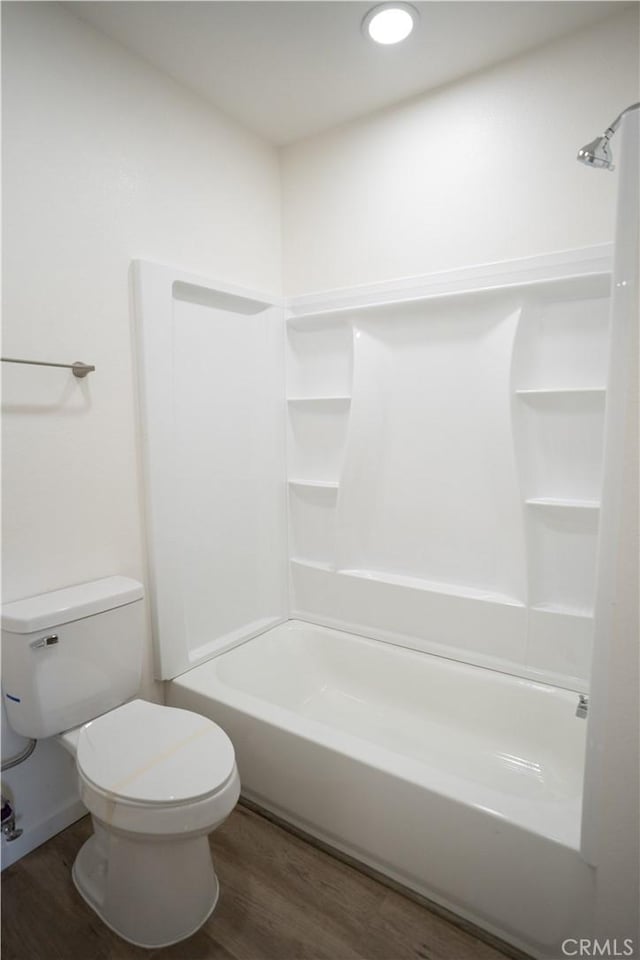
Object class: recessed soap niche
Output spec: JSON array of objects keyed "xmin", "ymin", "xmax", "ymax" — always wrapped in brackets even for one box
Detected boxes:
[
  {"xmin": 528, "ymin": 506, "xmax": 599, "ymax": 615},
  {"xmin": 287, "ymin": 398, "xmax": 350, "ymax": 483},
  {"xmin": 287, "ymin": 320, "xmax": 353, "ymax": 399},
  {"xmin": 511, "ymin": 290, "xmax": 609, "ymax": 678},
  {"xmin": 517, "ymin": 391, "xmax": 605, "ymax": 501},
  {"xmin": 513, "ymin": 295, "xmax": 610, "ymax": 390},
  {"xmin": 286, "ymin": 277, "xmax": 611, "ymax": 687},
  {"xmin": 288, "ymin": 483, "xmax": 337, "ymax": 568}
]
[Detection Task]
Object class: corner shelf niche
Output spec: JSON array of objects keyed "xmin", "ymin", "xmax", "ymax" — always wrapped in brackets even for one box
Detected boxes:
[
  {"xmin": 286, "ymin": 317, "xmax": 354, "ymax": 570},
  {"xmin": 515, "ymin": 387, "xmax": 606, "ymax": 502},
  {"xmin": 515, "ymin": 387, "xmax": 606, "ymax": 397},
  {"xmin": 290, "ymin": 558, "xmax": 334, "ymax": 573},
  {"xmin": 287, "ymin": 396, "xmax": 351, "ymax": 404},
  {"xmin": 511, "ymin": 291, "xmax": 610, "ymax": 680},
  {"xmin": 288, "ymin": 479, "xmax": 339, "ymax": 490},
  {"xmin": 288, "ymin": 483, "xmax": 338, "ymax": 568},
  {"xmin": 527, "ymin": 503, "xmax": 599, "ymax": 614},
  {"xmin": 287, "ymin": 400, "xmax": 350, "ymax": 484},
  {"xmin": 525, "ymin": 498, "xmax": 600, "ymax": 510},
  {"xmin": 286, "ymin": 321, "xmax": 353, "ymax": 398},
  {"xmin": 530, "ymin": 603, "xmax": 593, "ymax": 618}
]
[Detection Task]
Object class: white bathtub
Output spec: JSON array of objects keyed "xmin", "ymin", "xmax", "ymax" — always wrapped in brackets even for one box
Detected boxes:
[{"xmin": 169, "ymin": 620, "xmax": 594, "ymax": 957}]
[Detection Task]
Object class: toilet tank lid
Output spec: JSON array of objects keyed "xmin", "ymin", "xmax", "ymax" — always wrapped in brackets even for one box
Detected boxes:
[{"xmin": 1, "ymin": 577, "xmax": 144, "ymax": 634}]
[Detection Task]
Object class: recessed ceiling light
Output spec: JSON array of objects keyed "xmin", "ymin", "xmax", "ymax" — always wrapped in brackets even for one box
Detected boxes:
[{"xmin": 362, "ymin": 3, "xmax": 418, "ymax": 45}]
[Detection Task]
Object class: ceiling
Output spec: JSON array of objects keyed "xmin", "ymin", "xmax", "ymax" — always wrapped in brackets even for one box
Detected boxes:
[{"xmin": 68, "ymin": 1, "xmax": 629, "ymax": 144}]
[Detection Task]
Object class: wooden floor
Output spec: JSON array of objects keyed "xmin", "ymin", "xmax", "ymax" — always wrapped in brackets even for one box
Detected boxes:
[{"xmin": 1, "ymin": 805, "xmax": 515, "ymax": 960}]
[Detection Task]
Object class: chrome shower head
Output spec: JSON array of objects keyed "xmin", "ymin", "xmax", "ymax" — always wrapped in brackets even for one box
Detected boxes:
[
  {"xmin": 577, "ymin": 134, "xmax": 615, "ymax": 170},
  {"xmin": 577, "ymin": 102, "xmax": 640, "ymax": 172}
]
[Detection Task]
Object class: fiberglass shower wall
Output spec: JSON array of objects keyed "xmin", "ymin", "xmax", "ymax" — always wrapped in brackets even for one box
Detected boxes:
[
  {"xmin": 135, "ymin": 263, "xmax": 288, "ymax": 680},
  {"xmin": 286, "ymin": 273, "xmax": 611, "ymax": 690},
  {"xmin": 136, "ymin": 254, "xmax": 611, "ymax": 691}
]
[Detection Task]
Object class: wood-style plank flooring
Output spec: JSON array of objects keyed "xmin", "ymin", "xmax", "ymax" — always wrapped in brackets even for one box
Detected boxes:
[{"xmin": 1, "ymin": 805, "xmax": 516, "ymax": 960}]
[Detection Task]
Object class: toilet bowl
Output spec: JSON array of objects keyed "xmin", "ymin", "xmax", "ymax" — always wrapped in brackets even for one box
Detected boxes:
[
  {"xmin": 59, "ymin": 698, "xmax": 240, "ymax": 949},
  {"xmin": 1, "ymin": 576, "xmax": 240, "ymax": 949}
]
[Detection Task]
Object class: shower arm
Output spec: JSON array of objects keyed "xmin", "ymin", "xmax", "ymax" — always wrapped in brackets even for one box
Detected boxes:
[{"xmin": 601, "ymin": 101, "xmax": 640, "ymax": 141}]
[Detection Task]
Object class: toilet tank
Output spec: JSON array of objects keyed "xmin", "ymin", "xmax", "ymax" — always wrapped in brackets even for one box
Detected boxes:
[{"xmin": 1, "ymin": 577, "xmax": 145, "ymax": 739}]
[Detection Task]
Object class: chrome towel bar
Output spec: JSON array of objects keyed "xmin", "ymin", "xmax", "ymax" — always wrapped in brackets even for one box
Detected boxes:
[{"xmin": 1, "ymin": 357, "xmax": 95, "ymax": 378}]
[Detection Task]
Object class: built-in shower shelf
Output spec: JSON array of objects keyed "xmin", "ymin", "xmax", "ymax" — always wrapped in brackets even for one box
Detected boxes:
[
  {"xmin": 290, "ymin": 558, "xmax": 335, "ymax": 573},
  {"xmin": 291, "ymin": 560, "xmax": 525, "ymax": 606},
  {"xmin": 287, "ymin": 395, "xmax": 351, "ymax": 404},
  {"xmin": 515, "ymin": 387, "xmax": 606, "ymax": 397},
  {"xmin": 531, "ymin": 603, "xmax": 594, "ymax": 620},
  {"xmin": 288, "ymin": 479, "xmax": 339, "ymax": 490},
  {"xmin": 525, "ymin": 497, "xmax": 600, "ymax": 510},
  {"xmin": 334, "ymin": 568, "xmax": 524, "ymax": 606}
]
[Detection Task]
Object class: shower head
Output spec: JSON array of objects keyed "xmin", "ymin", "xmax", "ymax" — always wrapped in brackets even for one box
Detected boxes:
[
  {"xmin": 577, "ymin": 102, "xmax": 640, "ymax": 171},
  {"xmin": 577, "ymin": 134, "xmax": 615, "ymax": 170}
]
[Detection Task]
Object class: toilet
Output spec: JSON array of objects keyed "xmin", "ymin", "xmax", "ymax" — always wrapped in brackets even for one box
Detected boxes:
[{"xmin": 1, "ymin": 576, "xmax": 240, "ymax": 949}]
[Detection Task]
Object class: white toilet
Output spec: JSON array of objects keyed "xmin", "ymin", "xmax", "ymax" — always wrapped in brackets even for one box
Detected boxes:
[{"xmin": 1, "ymin": 576, "xmax": 240, "ymax": 949}]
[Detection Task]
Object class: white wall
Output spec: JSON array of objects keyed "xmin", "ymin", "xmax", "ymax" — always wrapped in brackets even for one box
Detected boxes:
[
  {"xmin": 281, "ymin": 8, "xmax": 639, "ymax": 296},
  {"xmin": 1, "ymin": 1, "xmax": 281, "ymax": 865}
]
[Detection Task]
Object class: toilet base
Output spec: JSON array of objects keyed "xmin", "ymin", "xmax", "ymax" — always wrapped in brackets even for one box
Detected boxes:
[{"xmin": 73, "ymin": 818, "xmax": 219, "ymax": 949}]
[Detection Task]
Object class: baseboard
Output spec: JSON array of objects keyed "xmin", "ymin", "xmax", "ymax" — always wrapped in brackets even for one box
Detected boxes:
[{"xmin": 1, "ymin": 799, "xmax": 87, "ymax": 871}]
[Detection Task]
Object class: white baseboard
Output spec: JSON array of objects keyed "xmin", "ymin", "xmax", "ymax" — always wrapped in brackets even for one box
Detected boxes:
[{"xmin": 1, "ymin": 799, "xmax": 87, "ymax": 871}]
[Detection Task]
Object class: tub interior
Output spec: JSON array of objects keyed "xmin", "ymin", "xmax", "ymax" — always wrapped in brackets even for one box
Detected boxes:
[{"xmin": 174, "ymin": 618, "xmax": 586, "ymax": 847}]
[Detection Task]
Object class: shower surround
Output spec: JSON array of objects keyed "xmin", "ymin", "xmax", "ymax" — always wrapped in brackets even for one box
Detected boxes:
[
  {"xmin": 285, "ymin": 271, "xmax": 609, "ymax": 690},
  {"xmin": 135, "ymin": 244, "xmax": 615, "ymax": 958}
]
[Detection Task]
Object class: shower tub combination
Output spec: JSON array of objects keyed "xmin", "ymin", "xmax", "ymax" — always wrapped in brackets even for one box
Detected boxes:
[
  {"xmin": 134, "ymin": 227, "xmax": 634, "ymax": 959},
  {"xmin": 136, "ymin": 105, "xmax": 640, "ymax": 959},
  {"xmin": 169, "ymin": 619, "xmax": 593, "ymax": 957}
]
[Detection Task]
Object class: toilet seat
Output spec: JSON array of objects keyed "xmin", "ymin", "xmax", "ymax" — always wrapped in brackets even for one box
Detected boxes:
[{"xmin": 76, "ymin": 699, "xmax": 240, "ymax": 835}]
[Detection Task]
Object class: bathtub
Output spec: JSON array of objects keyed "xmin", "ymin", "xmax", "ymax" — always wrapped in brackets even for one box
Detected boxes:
[{"xmin": 168, "ymin": 620, "xmax": 595, "ymax": 957}]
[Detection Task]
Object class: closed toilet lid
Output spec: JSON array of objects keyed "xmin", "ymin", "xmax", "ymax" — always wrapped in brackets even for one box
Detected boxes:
[{"xmin": 76, "ymin": 699, "xmax": 236, "ymax": 805}]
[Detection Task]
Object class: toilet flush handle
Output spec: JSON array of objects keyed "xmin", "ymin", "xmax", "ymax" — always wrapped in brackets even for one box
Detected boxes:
[{"xmin": 30, "ymin": 634, "xmax": 59, "ymax": 650}]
